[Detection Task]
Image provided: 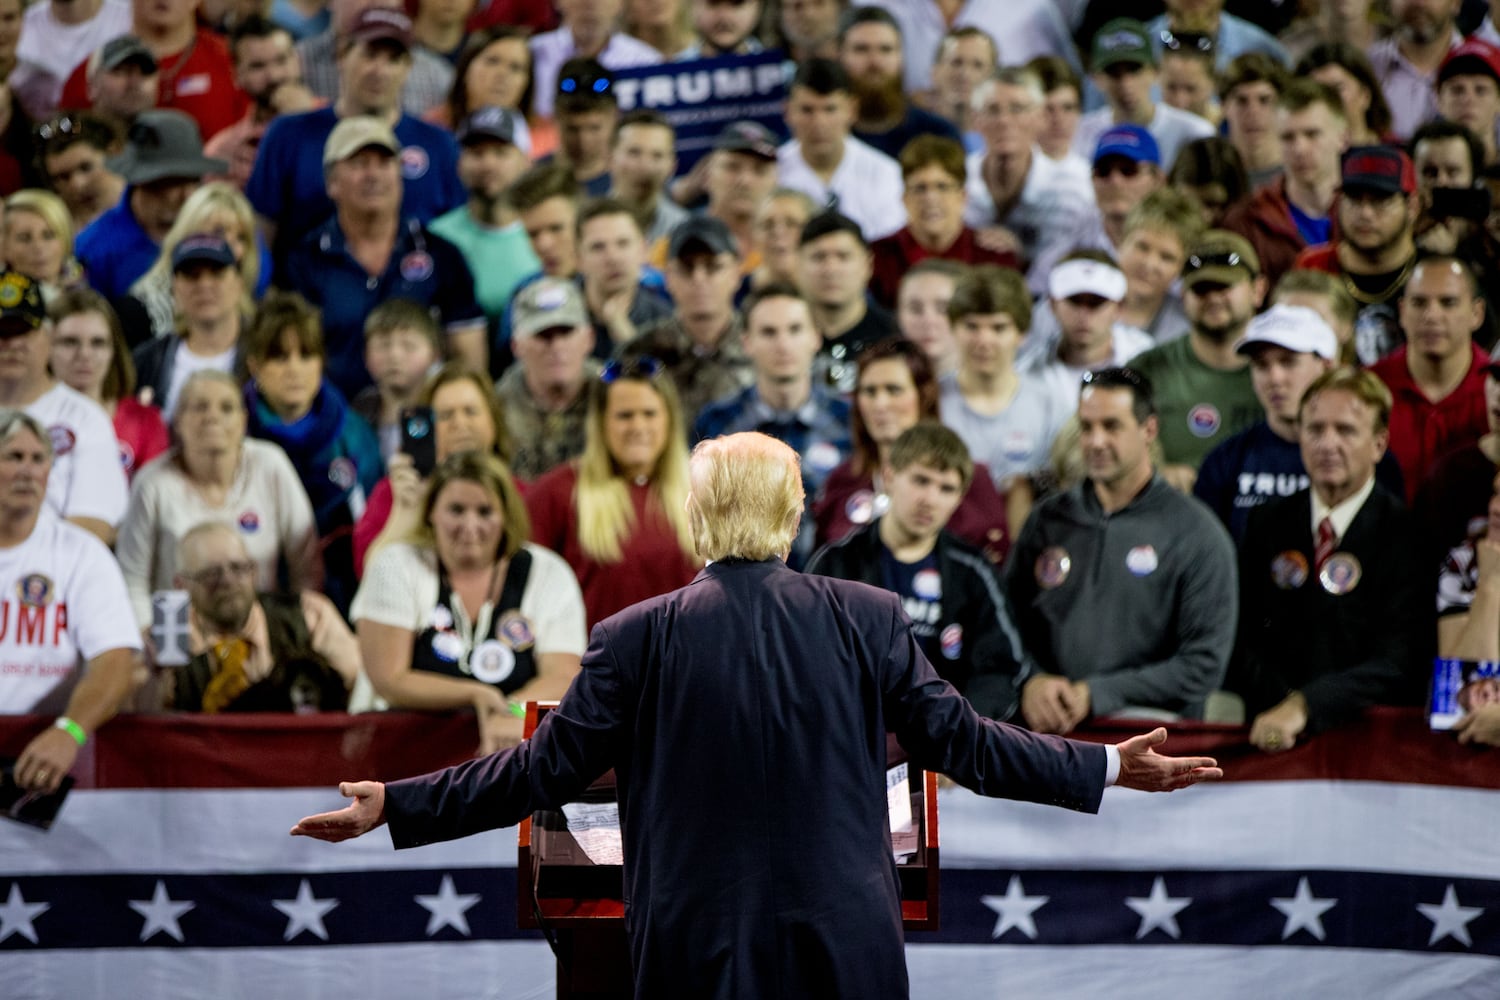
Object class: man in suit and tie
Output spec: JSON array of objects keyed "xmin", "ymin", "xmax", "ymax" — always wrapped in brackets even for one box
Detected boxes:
[
  {"xmin": 291, "ymin": 431, "xmax": 1221, "ymax": 999},
  {"xmin": 1234, "ymin": 368, "xmax": 1430, "ymax": 753}
]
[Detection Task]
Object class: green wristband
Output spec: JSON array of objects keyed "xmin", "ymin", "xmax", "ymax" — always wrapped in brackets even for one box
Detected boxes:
[
  {"xmin": 54, "ymin": 716, "xmax": 87, "ymax": 746},
  {"xmin": 508, "ymin": 700, "xmax": 526, "ymax": 719}
]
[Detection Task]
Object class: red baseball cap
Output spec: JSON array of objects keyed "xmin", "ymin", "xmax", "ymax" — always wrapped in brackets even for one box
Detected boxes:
[{"xmin": 1439, "ymin": 38, "xmax": 1500, "ymax": 86}]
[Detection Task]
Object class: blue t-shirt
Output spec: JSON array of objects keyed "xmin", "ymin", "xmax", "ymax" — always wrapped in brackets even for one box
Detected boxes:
[
  {"xmin": 246, "ymin": 107, "xmax": 465, "ymax": 262},
  {"xmin": 879, "ymin": 544, "xmax": 943, "ymax": 662},
  {"xmin": 1288, "ymin": 200, "xmax": 1330, "ymax": 247},
  {"xmin": 76, "ymin": 191, "xmax": 157, "ymax": 301}
]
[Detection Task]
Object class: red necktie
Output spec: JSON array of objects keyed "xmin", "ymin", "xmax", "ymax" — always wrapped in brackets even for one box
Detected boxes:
[{"xmin": 1315, "ymin": 516, "xmax": 1337, "ymax": 571}]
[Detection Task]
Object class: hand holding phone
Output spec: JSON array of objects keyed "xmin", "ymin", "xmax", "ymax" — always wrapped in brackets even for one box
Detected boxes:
[{"xmin": 400, "ymin": 406, "xmax": 437, "ymax": 477}]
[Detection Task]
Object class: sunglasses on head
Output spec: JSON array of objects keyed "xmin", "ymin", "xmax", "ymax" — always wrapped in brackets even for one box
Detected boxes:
[
  {"xmin": 35, "ymin": 115, "xmax": 82, "ymax": 142},
  {"xmin": 601, "ymin": 356, "xmax": 665, "ymax": 384},
  {"xmin": 559, "ymin": 72, "xmax": 612, "ymax": 96},
  {"xmin": 1160, "ymin": 29, "xmax": 1214, "ymax": 53}
]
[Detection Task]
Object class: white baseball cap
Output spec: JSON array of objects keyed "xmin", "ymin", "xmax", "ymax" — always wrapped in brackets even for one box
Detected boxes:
[
  {"xmin": 1048, "ymin": 258, "xmax": 1128, "ymax": 303},
  {"xmin": 1234, "ymin": 304, "xmax": 1338, "ymax": 360}
]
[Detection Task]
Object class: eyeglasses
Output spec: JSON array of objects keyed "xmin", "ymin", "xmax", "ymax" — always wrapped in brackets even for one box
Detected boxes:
[
  {"xmin": 183, "ymin": 560, "xmax": 256, "ymax": 586},
  {"xmin": 1159, "ymin": 29, "xmax": 1214, "ymax": 53},
  {"xmin": 1093, "ymin": 159, "xmax": 1144, "ymax": 179},
  {"xmin": 600, "ymin": 356, "xmax": 665, "ymax": 383},
  {"xmin": 1184, "ymin": 251, "xmax": 1252, "ymax": 275}
]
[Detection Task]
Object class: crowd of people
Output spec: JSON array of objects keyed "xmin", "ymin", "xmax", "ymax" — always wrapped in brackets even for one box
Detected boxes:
[{"xmin": 7, "ymin": 0, "xmax": 1500, "ymax": 796}]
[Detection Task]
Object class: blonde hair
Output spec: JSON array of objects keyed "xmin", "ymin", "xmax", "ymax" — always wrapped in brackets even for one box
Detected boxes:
[
  {"xmin": 575, "ymin": 373, "xmax": 695, "ymax": 564},
  {"xmin": 686, "ymin": 432, "xmax": 804, "ymax": 562},
  {"xmin": 144, "ymin": 182, "xmax": 260, "ymax": 306},
  {"xmin": 5, "ymin": 189, "xmax": 74, "ymax": 254}
]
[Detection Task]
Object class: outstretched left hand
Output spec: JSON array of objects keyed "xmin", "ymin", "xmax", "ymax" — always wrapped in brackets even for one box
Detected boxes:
[
  {"xmin": 290, "ymin": 781, "xmax": 387, "ymax": 842},
  {"xmin": 1114, "ymin": 728, "xmax": 1223, "ymax": 792}
]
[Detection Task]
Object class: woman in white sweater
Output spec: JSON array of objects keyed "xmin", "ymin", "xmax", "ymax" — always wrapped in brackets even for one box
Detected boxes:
[{"xmin": 115, "ymin": 369, "xmax": 321, "ymax": 628}]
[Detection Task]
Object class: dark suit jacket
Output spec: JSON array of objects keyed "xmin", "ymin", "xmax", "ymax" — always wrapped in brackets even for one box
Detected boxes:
[
  {"xmin": 1233, "ymin": 484, "xmax": 1431, "ymax": 732},
  {"xmin": 383, "ymin": 558, "xmax": 1107, "ymax": 1000}
]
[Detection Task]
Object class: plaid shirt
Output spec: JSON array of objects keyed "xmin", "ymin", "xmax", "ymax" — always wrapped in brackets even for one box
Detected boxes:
[{"xmin": 693, "ymin": 384, "xmax": 851, "ymax": 568}]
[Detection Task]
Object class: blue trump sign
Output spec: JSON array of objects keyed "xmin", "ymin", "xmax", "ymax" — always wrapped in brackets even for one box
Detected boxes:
[{"xmin": 612, "ymin": 50, "xmax": 790, "ymax": 172}]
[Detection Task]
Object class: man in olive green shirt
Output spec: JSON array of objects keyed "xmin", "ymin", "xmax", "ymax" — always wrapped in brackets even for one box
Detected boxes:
[{"xmin": 1129, "ymin": 230, "xmax": 1266, "ymax": 491}]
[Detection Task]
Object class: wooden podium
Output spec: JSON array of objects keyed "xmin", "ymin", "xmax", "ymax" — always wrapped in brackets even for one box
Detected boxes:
[{"xmin": 516, "ymin": 702, "xmax": 941, "ymax": 999}]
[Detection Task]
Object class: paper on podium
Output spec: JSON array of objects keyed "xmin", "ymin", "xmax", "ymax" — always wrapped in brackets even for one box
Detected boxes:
[
  {"xmin": 888, "ymin": 763, "xmax": 917, "ymax": 863},
  {"xmin": 560, "ymin": 802, "xmax": 624, "ymax": 865}
]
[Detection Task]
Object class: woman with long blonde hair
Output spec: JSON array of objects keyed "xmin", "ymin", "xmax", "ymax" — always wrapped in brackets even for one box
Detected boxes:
[
  {"xmin": 123, "ymin": 182, "xmax": 265, "ymax": 343},
  {"xmin": 525, "ymin": 357, "xmax": 700, "ymax": 627}
]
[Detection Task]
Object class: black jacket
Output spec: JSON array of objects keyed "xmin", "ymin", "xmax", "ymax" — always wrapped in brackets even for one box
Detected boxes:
[
  {"xmin": 1233, "ymin": 484, "xmax": 1431, "ymax": 732},
  {"xmin": 383, "ymin": 558, "xmax": 1106, "ymax": 999},
  {"xmin": 131, "ymin": 334, "xmax": 247, "ymax": 412},
  {"xmin": 806, "ymin": 520, "xmax": 1032, "ymax": 720}
]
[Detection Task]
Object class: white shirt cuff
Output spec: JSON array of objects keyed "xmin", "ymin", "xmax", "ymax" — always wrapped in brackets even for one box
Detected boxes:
[{"xmin": 1104, "ymin": 744, "xmax": 1121, "ymax": 787}]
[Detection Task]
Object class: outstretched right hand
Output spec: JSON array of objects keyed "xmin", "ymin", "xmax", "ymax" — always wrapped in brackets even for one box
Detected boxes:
[
  {"xmin": 1114, "ymin": 728, "xmax": 1223, "ymax": 792},
  {"xmin": 290, "ymin": 781, "xmax": 387, "ymax": 842}
]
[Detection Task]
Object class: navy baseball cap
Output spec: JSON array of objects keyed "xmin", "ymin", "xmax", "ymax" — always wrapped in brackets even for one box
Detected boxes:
[{"xmin": 172, "ymin": 234, "xmax": 237, "ymax": 272}]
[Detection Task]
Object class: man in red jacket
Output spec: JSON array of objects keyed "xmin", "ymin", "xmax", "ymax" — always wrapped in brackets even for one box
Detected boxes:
[{"xmin": 1223, "ymin": 78, "xmax": 1347, "ymax": 291}]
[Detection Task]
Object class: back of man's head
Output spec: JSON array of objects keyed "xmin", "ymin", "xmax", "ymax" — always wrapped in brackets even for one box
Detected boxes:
[{"xmin": 687, "ymin": 432, "xmax": 805, "ymax": 562}]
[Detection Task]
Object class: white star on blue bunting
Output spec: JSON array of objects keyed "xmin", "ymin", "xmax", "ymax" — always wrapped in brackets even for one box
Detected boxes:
[
  {"xmin": 1417, "ymin": 884, "xmax": 1483, "ymax": 947},
  {"xmin": 1125, "ymin": 877, "xmax": 1191, "ymax": 940},
  {"xmin": 272, "ymin": 879, "xmax": 338, "ymax": 941},
  {"xmin": 129, "ymin": 880, "xmax": 196, "ymax": 943},
  {"xmin": 980, "ymin": 876, "xmax": 1049, "ymax": 940},
  {"xmin": 414, "ymin": 875, "xmax": 482, "ymax": 937},
  {"xmin": 0, "ymin": 883, "xmax": 48, "ymax": 944}
]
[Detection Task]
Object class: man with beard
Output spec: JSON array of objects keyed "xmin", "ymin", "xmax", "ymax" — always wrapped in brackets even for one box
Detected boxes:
[
  {"xmin": 1131, "ymin": 230, "xmax": 1266, "ymax": 491},
  {"xmin": 776, "ymin": 58, "xmax": 906, "ymax": 241},
  {"xmin": 1371, "ymin": 255, "xmax": 1490, "ymax": 503},
  {"xmin": 166, "ymin": 520, "xmax": 358, "ymax": 712},
  {"xmin": 429, "ymin": 106, "xmax": 541, "ymax": 330},
  {"xmin": 651, "ymin": 121, "xmax": 778, "ymax": 276},
  {"xmin": 206, "ymin": 16, "xmax": 319, "ymax": 191},
  {"xmin": 836, "ymin": 6, "xmax": 960, "ymax": 161},
  {"xmin": 679, "ymin": 0, "xmax": 764, "ymax": 59},
  {"xmin": 1294, "ymin": 146, "xmax": 1421, "ymax": 363},
  {"xmin": 1369, "ymin": 0, "xmax": 1463, "ymax": 140}
]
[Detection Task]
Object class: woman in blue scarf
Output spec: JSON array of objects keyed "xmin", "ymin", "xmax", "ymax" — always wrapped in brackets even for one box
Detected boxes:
[{"xmin": 244, "ymin": 291, "xmax": 384, "ymax": 612}]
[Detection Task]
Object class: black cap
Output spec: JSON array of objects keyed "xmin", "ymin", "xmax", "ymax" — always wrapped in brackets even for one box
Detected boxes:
[
  {"xmin": 668, "ymin": 216, "xmax": 740, "ymax": 259},
  {"xmin": 0, "ymin": 271, "xmax": 46, "ymax": 337},
  {"xmin": 456, "ymin": 106, "xmax": 529, "ymax": 153},
  {"xmin": 171, "ymin": 234, "xmax": 237, "ymax": 272},
  {"xmin": 714, "ymin": 120, "xmax": 779, "ymax": 161},
  {"xmin": 98, "ymin": 35, "xmax": 158, "ymax": 74}
]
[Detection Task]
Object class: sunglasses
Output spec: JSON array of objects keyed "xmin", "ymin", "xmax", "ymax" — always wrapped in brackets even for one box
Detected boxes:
[
  {"xmin": 601, "ymin": 356, "xmax": 665, "ymax": 383},
  {"xmin": 1093, "ymin": 159, "xmax": 1145, "ymax": 179},
  {"xmin": 1080, "ymin": 367, "xmax": 1147, "ymax": 391},
  {"xmin": 1184, "ymin": 251, "xmax": 1251, "ymax": 274},
  {"xmin": 1159, "ymin": 29, "xmax": 1214, "ymax": 53}
]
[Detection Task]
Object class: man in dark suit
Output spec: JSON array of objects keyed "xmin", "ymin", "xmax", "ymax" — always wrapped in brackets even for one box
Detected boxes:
[
  {"xmin": 1235, "ymin": 368, "xmax": 1430, "ymax": 753},
  {"xmin": 292, "ymin": 432, "xmax": 1221, "ymax": 999}
]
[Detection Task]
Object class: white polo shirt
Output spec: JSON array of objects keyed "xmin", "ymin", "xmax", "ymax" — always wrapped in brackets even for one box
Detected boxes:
[
  {"xmin": 28, "ymin": 381, "xmax": 130, "ymax": 528},
  {"xmin": 0, "ymin": 509, "xmax": 141, "ymax": 712},
  {"xmin": 776, "ymin": 136, "xmax": 907, "ymax": 241}
]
